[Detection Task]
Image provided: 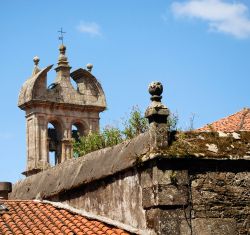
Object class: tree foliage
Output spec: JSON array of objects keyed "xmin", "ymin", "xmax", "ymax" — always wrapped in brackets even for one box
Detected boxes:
[
  {"xmin": 73, "ymin": 106, "xmax": 178, "ymax": 157},
  {"xmin": 123, "ymin": 106, "xmax": 149, "ymax": 139}
]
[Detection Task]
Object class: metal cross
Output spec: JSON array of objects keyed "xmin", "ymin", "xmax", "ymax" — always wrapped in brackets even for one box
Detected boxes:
[{"xmin": 58, "ymin": 27, "xmax": 66, "ymax": 45}]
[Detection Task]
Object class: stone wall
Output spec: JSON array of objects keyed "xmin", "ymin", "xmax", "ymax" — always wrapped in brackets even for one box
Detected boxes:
[
  {"xmin": 47, "ymin": 158, "xmax": 249, "ymax": 235},
  {"xmin": 54, "ymin": 168, "xmax": 147, "ymax": 231},
  {"xmin": 191, "ymin": 171, "xmax": 249, "ymax": 235},
  {"xmin": 10, "ymin": 131, "xmax": 250, "ymax": 235},
  {"xmin": 144, "ymin": 159, "xmax": 250, "ymax": 234}
]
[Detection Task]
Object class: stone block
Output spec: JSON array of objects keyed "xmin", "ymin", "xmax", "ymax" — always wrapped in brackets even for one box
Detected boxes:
[
  {"xmin": 157, "ymin": 184, "xmax": 189, "ymax": 206},
  {"xmin": 142, "ymin": 186, "xmax": 155, "ymax": 208},
  {"xmin": 146, "ymin": 208, "xmax": 191, "ymax": 235},
  {"xmin": 192, "ymin": 218, "xmax": 237, "ymax": 235},
  {"xmin": 141, "ymin": 167, "xmax": 189, "ymax": 188},
  {"xmin": 142, "ymin": 184, "xmax": 189, "ymax": 208},
  {"xmin": 140, "ymin": 167, "xmax": 154, "ymax": 188}
]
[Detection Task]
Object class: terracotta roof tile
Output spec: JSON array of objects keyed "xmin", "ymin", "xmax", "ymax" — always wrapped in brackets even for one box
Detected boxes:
[
  {"xmin": 0, "ymin": 200, "xmax": 131, "ymax": 235},
  {"xmin": 198, "ymin": 108, "xmax": 250, "ymax": 132}
]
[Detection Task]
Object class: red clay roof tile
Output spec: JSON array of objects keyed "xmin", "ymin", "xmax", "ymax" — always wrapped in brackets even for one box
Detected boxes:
[
  {"xmin": 198, "ymin": 108, "xmax": 250, "ymax": 132},
  {"xmin": 0, "ymin": 200, "xmax": 131, "ymax": 235}
]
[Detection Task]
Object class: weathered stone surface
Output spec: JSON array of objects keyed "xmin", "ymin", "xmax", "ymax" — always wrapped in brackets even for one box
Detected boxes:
[
  {"xmin": 142, "ymin": 185, "xmax": 188, "ymax": 208},
  {"xmin": 57, "ymin": 168, "xmax": 148, "ymax": 231},
  {"xmin": 145, "ymin": 81, "xmax": 169, "ymax": 151},
  {"xmin": 192, "ymin": 218, "xmax": 237, "ymax": 235},
  {"xmin": 192, "ymin": 172, "xmax": 250, "ymax": 234},
  {"xmin": 146, "ymin": 208, "xmax": 191, "ymax": 235},
  {"xmin": 18, "ymin": 45, "xmax": 107, "ymax": 176},
  {"xmin": 157, "ymin": 131, "xmax": 250, "ymax": 160},
  {"xmin": 141, "ymin": 166, "xmax": 189, "ymax": 208},
  {"xmin": 10, "ymin": 128, "xmax": 250, "ymax": 234},
  {"xmin": 18, "ymin": 49, "xmax": 106, "ymax": 109},
  {"xmin": 10, "ymin": 132, "xmax": 151, "ymax": 200},
  {"xmin": 141, "ymin": 167, "xmax": 189, "ymax": 188},
  {"xmin": 148, "ymin": 122, "xmax": 169, "ymax": 151}
]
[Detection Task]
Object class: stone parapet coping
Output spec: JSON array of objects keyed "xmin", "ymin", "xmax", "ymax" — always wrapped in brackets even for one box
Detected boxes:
[
  {"xmin": 10, "ymin": 132, "xmax": 151, "ymax": 200},
  {"xmin": 10, "ymin": 130, "xmax": 250, "ymax": 200}
]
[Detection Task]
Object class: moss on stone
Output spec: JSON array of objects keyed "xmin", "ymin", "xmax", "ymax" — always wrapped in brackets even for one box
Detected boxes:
[{"xmin": 155, "ymin": 131, "xmax": 250, "ymax": 159}]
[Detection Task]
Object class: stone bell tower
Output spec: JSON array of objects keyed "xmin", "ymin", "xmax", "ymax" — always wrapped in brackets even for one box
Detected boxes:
[{"xmin": 18, "ymin": 44, "xmax": 106, "ymax": 176}]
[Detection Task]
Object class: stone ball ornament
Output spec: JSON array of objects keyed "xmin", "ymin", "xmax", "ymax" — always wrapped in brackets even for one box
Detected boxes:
[
  {"xmin": 148, "ymin": 81, "xmax": 163, "ymax": 97},
  {"xmin": 59, "ymin": 44, "xmax": 66, "ymax": 52},
  {"xmin": 145, "ymin": 81, "xmax": 169, "ymax": 124},
  {"xmin": 33, "ymin": 56, "xmax": 40, "ymax": 65},
  {"xmin": 86, "ymin": 63, "xmax": 93, "ymax": 72}
]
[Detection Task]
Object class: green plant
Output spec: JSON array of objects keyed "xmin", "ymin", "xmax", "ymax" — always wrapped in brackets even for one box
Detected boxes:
[
  {"xmin": 73, "ymin": 106, "xmax": 180, "ymax": 157},
  {"xmin": 73, "ymin": 132, "xmax": 104, "ymax": 157},
  {"xmin": 73, "ymin": 126, "xmax": 124, "ymax": 157},
  {"xmin": 123, "ymin": 106, "xmax": 149, "ymax": 139},
  {"xmin": 103, "ymin": 126, "xmax": 123, "ymax": 147}
]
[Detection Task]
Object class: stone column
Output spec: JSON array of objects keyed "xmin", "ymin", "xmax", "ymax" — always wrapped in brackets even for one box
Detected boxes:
[
  {"xmin": 145, "ymin": 81, "xmax": 169, "ymax": 151},
  {"xmin": 26, "ymin": 114, "xmax": 35, "ymax": 171},
  {"xmin": 61, "ymin": 139, "xmax": 73, "ymax": 162},
  {"xmin": 24, "ymin": 113, "xmax": 50, "ymax": 176},
  {"xmin": 24, "ymin": 114, "xmax": 41, "ymax": 176},
  {"xmin": 61, "ymin": 122, "xmax": 73, "ymax": 162},
  {"xmin": 144, "ymin": 82, "xmax": 191, "ymax": 235},
  {"xmin": 38, "ymin": 115, "xmax": 49, "ymax": 169}
]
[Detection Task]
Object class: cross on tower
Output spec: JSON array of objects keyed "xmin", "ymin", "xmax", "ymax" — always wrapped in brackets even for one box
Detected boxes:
[{"xmin": 58, "ymin": 27, "xmax": 66, "ymax": 45}]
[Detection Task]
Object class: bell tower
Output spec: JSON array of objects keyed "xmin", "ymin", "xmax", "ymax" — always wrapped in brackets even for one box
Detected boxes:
[{"xmin": 18, "ymin": 45, "xmax": 106, "ymax": 176}]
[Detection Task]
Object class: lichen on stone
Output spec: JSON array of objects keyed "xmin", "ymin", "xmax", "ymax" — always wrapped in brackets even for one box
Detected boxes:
[{"xmin": 157, "ymin": 131, "xmax": 250, "ymax": 159}]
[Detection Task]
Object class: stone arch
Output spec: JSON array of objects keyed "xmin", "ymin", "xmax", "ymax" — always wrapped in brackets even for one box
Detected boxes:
[
  {"xmin": 47, "ymin": 118, "xmax": 63, "ymax": 166},
  {"xmin": 71, "ymin": 120, "xmax": 88, "ymax": 141}
]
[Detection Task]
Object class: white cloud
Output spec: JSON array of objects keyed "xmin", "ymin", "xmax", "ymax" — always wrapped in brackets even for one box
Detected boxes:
[
  {"xmin": 171, "ymin": 0, "xmax": 250, "ymax": 39},
  {"xmin": 76, "ymin": 21, "xmax": 102, "ymax": 37}
]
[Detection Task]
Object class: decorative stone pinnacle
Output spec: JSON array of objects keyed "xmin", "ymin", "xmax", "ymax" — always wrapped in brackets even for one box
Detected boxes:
[
  {"xmin": 56, "ymin": 44, "xmax": 70, "ymax": 69},
  {"xmin": 59, "ymin": 44, "xmax": 66, "ymax": 55},
  {"xmin": 86, "ymin": 63, "xmax": 93, "ymax": 72},
  {"xmin": 55, "ymin": 44, "xmax": 71, "ymax": 74},
  {"xmin": 148, "ymin": 81, "xmax": 163, "ymax": 102},
  {"xmin": 32, "ymin": 56, "xmax": 41, "ymax": 75},
  {"xmin": 33, "ymin": 56, "xmax": 40, "ymax": 66},
  {"xmin": 145, "ymin": 81, "xmax": 169, "ymax": 124}
]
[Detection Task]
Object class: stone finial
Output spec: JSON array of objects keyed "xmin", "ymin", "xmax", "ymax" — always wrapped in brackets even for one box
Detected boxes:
[
  {"xmin": 86, "ymin": 63, "xmax": 93, "ymax": 73},
  {"xmin": 149, "ymin": 81, "xmax": 163, "ymax": 100},
  {"xmin": 58, "ymin": 45, "xmax": 68, "ymax": 63},
  {"xmin": 145, "ymin": 81, "xmax": 169, "ymax": 150},
  {"xmin": 145, "ymin": 81, "xmax": 169, "ymax": 124},
  {"xmin": 33, "ymin": 56, "xmax": 40, "ymax": 66},
  {"xmin": 55, "ymin": 44, "xmax": 71, "ymax": 72},
  {"xmin": 32, "ymin": 56, "xmax": 41, "ymax": 75},
  {"xmin": 59, "ymin": 44, "xmax": 66, "ymax": 55}
]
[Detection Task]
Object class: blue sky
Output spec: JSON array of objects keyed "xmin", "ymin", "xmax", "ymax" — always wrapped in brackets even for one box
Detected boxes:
[{"xmin": 1, "ymin": 0, "xmax": 250, "ymax": 182}]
